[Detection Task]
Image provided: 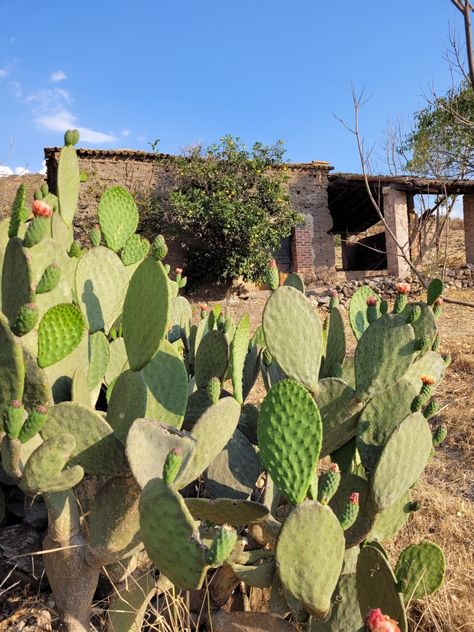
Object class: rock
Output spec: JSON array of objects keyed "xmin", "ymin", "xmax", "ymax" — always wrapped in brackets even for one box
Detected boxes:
[{"xmin": 210, "ymin": 611, "xmax": 296, "ymax": 632}]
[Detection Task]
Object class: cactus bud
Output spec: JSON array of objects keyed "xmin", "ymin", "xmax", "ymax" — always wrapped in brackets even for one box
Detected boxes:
[
  {"xmin": 32, "ymin": 199, "xmax": 53, "ymax": 219},
  {"xmin": 199, "ymin": 303, "xmax": 208, "ymax": 319},
  {"xmin": 379, "ymin": 299, "xmax": 388, "ymax": 315},
  {"xmin": 33, "ymin": 190, "xmax": 43, "ymax": 201},
  {"xmin": 4, "ymin": 400, "xmax": 25, "ymax": 440},
  {"xmin": 11, "ymin": 303, "xmax": 39, "ymax": 336},
  {"xmin": 416, "ymin": 334, "xmax": 431, "ymax": 352},
  {"xmin": 412, "ymin": 375, "xmax": 435, "ymax": 411},
  {"xmin": 64, "ymin": 129, "xmax": 80, "ymax": 146},
  {"xmin": 423, "ymin": 399, "xmax": 439, "ymax": 419},
  {"xmin": 36, "ymin": 263, "xmax": 61, "ymax": 294},
  {"xmin": 339, "ymin": 492, "xmax": 359, "ymax": 530},
  {"xmin": 317, "ymin": 463, "xmax": 341, "ymax": 505},
  {"xmin": 394, "ymin": 282, "xmax": 410, "ymax": 313},
  {"xmin": 432, "ymin": 424, "xmax": 447, "ymax": 447},
  {"xmin": 366, "ymin": 296, "xmax": 379, "ymax": 323},
  {"xmin": 150, "ymin": 234, "xmax": 168, "ymax": 261},
  {"xmin": 433, "ymin": 297, "xmax": 443, "ymax": 319},
  {"xmin": 162, "ymin": 447, "xmax": 183, "ymax": 485},
  {"xmin": 265, "ymin": 259, "xmax": 279, "ymax": 291},
  {"xmin": 18, "ymin": 405, "xmax": 48, "ymax": 444},
  {"xmin": 68, "ymin": 240, "xmax": 83, "ymax": 258},
  {"xmin": 407, "ymin": 304, "xmax": 421, "ymax": 324},
  {"xmin": 175, "ymin": 267, "xmax": 183, "ymax": 284},
  {"xmin": 329, "ymin": 290, "xmax": 339, "ymax": 310},
  {"xmin": 365, "ymin": 608, "xmax": 401, "ymax": 632},
  {"xmin": 89, "ymin": 224, "xmax": 101, "ymax": 247},
  {"xmin": 207, "ymin": 525, "xmax": 237, "ymax": 566},
  {"xmin": 207, "ymin": 377, "xmax": 221, "ymax": 404}
]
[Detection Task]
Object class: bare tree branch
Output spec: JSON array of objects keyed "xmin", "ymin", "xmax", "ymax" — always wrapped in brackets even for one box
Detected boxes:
[{"xmin": 450, "ymin": 0, "xmax": 474, "ymax": 86}]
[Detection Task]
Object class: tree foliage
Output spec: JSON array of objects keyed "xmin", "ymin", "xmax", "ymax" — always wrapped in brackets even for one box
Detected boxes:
[
  {"xmin": 401, "ymin": 82, "xmax": 474, "ymax": 179},
  {"xmin": 157, "ymin": 136, "xmax": 301, "ymax": 285}
]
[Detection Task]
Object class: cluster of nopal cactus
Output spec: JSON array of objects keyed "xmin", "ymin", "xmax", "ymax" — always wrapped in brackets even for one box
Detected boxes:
[{"xmin": 0, "ymin": 132, "xmax": 448, "ymax": 632}]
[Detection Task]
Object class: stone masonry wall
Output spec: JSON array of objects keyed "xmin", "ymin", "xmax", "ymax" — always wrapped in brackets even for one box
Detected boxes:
[{"xmin": 0, "ymin": 173, "xmax": 46, "ymax": 220}]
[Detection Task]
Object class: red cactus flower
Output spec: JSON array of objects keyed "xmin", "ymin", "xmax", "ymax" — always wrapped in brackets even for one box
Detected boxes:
[
  {"xmin": 348, "ymin": 492, "xmax": 359, "ymax": 504},
  {"xmin": 365, "ymin": 608, "xmax": 401, "ymax": 632},
  {"xmin": 396, "ymin": 282, "xmax": 410, "ymax": 294},
  {"xmin": 175, "ymin": 267, "xmax": 183, "ymax": 275},
  {"xmin": 420, "ymin": 375, "xmax": 436, "ymax": 385},
  {"xmin": 268, "ymin": 259, "xmax": 277, "ymax": 268},
  {"xmin": 366, "ymin": 296, "xmax": 378, "ymax": 306},
  {"xmin": 32, "ymin": 200, "xmax": 53, "ymax": 218}
]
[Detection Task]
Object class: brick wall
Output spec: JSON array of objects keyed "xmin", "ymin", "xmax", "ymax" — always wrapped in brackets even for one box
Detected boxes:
[{"xmin": 464, "ymin": 193, "xmax": 474, "ymax": 265}]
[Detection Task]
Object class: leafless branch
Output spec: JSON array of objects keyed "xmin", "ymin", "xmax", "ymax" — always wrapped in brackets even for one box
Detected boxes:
[{"xmin": 450, "ymin": 0, "xmax": 474, "ymax": 86}]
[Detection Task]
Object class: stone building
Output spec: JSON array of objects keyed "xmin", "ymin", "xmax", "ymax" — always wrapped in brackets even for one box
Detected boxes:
[{"xmin": 39, "ymin": 148, "xmax": 474, "ymax": 280}]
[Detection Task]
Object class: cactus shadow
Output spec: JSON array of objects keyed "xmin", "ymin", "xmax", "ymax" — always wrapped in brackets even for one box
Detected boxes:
[{"xmin": 82, "ymin": 280, "xmax": 105, "ymax": 332}]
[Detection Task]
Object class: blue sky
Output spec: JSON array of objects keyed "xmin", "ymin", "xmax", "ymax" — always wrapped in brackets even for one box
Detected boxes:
[{"xmin": 0, "ymin": 0, "xmax": 466, "ymax": 175}]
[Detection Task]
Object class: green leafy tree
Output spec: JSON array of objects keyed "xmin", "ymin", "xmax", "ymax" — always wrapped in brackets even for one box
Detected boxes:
[
  {"xmin": 401, "ymin": 82, "xmax": 474, "ymax": 179},
  {"xmin": 161, "ymin": 136, "xmax": 302, "ymax": 284}
]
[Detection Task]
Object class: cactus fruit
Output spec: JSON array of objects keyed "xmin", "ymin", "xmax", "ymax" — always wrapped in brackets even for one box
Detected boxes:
[
  {"xmin": 207, "ymin": 377, "xmax": 221, "ymax": 404},
  {"xmin": 163, "ymin": 447, "xmax": 183, "ymax": 485},
  {"xmin": 338, "ymin": 492, "xmax": 359, "ymax": 530},
  {"xmin": 416, "ymin": 334, "xmax": 432, "ymax": 352},
  {"xmin": 423, "ymin": 399, "xmax": 439, "ymax": 419},
  {"xmin": 68, "ymin": 240, "xmax": 83, "ymax": 258},
  {"xmin": 394, "ymin": 282, "xmax": 410, "ymax": 313},
  {"xmin": 317, "ymin": 463, "xmax": 341, "ymax": 504},
  {"xmin": 380, "ymin": 299, "xmax": 389, "ymax": 315},
  {"xmin": 64, "ymin": 129, "xmax": 80, "ymax": 146},
  {"xmin": 32, "ymin": 200, "xmax": 53, "ymax": 218},
  {"xmin": 366, "ymin": 296, "xmax": 379, "ymax": 323},
  {"xmin": 265, "ymin": 259, "xmax": 280, "ymax": 291},
  {"xmin": 4, "ymin": 400, "xmax": 25, "ymax": 440},
  {"xmin": 150, "ymin": 234, "xmax": 168, "ymax": 261},
  {"xmin": 36, "ymin": 263, "xmax": 61, "ymax": 294},
  {"xmin": 11, "ymin": 303, "xmax": 39, "ymax": 336},
  {"xmin": 23, "ymin": 217, "xmax": 49, "ymax": 248},
  {"xmin": 432, "ymin": 424, "xmax": 447, "ymax": 446},
  {"xmin": 18, "ymin": 404, "xmax": 48, "ymax": 443},
  {"xmin": 406, "ymin": 304, "xmax": 421, "ymax": 324},
  {"xmin": 207, "ymin": 525, "xmax": 238, "ymax": 565},
  {"xmin": 365, "ymin": 609, "xmax": 401, "ymax": 632},
  {"xmin": 89, "ymin": 224, "xmax": 101, "ymax": 247},
  {"xmin": 411, "ymin": 375, "xmax": 435, "ymax": 412}
]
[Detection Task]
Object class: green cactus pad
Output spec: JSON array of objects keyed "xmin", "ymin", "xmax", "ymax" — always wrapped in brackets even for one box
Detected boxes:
[
  {"xmin": 21, "ymin": 433, "xmax": 84, "ymax": 494},
  {"xmin": 185, "ymin": 498, "xmax": 269, "ymax": 525},
  {"xmin": 0, "ymin": 314, "xmax": 25, "ymax": 413},
  {"xmin": 348, "ymin": 286, "xmax": 381, "ymax": 340},
  {"xmin": 122, "ymin": 256, "xmax": 170, "ymax": 370},
  {"xmin": 404, "ymin": 351, "xmax": 445, "ymax": 392},
  {"xmin": 263, "ymin": 286, "xmax": 322, "ymax": 391},
  {"xmin": 230, "ymin": 314, "xmax": 250, "ymax": 404},
  {"xmin": 427, "ymin": 278, "xmax": 443, "ymax": 305},
  {"xmin": 87, "ymin": 331, "xmax": 110, "ymax": 390},
  {"xmin": 310, "ymin": 573, "xmax": 363, "ymax": 632},
  {"xmin": 121, "ymin": 233, "xmax": 150, "ymax": 266},
  {"xmin": 312, "ymin": 378, "xmax": 362, "ymax": 457},
  {"xmin": 194, "ymin": 330, "xmax": 229, "ymax": 389},
  {"xmin": 402, "ymin": 302, "xmax": 437, "ymax": 357},
  {"xmin": 177, "ymin": 396, "xmax": 241, "ymax": 488},
  {"xmin": 357, "ymin": 379, "xmax": 418, "ymax": 472},
  {"xmin": 356, "ymin": 545, "xmax": 407, "ymax": 631},
  {"xmin": 321, "ymin": 307, "xmax": 346, "ymax": 378},
  {"xmin": 75, "ymin": 246, "xmax": 129, "ymax": 334},
  {"xmin": 57, "ymin": 145, "xmax": 79, "ymax": 226},
  {"xmin": 395, "ymin": 541, "xmax": 445, "ymax": 601},
  {"xmin": 126, "ymin": 418, "xmax": 196, "ymax": 489},
  {"xmin": 230, "ymin": 560, "xmax": 276, "ymax": 588},
  {"xmin": 104, "ymin": 338, "xmax": 127, "ymax": 385},
  {"xmin": 37, "ymin": 303, "xmax": 85, "ymax": 368},
  {"xmin": 106, "ymin": 370, "xmax": 148, "ymax": 442},
  {"xmin": 22, "ymin": 346, "xmax": 52, "ymax": 410},
  {"xmin": 41, "ymin": 332, "xmax": 88, "ymax": 403},
  {"xmin": 142, "ymin": 339, "xmax": 188, "ymax": 429},
  {"xmin": 170, "ymin": 295, "xmax": 192, "ymax": 337},
  {"xmin": 367, "ymin": 491, "xmax": 412, "ymax": 543},
  {"xmin": 283, "ymin": 272, "xmax": 305, "ymax": 293},
  {"xmin": 64, "ymin": 129, "xmax": 80, "ymax": 146},
  {"xmin": 1, "ymin": 238, "xmax": 34, "ymax": 324},
  {"xmin": 8, "ymin": 184, "xmax": 27, "ymax": 238},
  {"xmin": 355, "ymin": 314, "xmax": 416, "ymax": 400},
  {"xmin": 23, "ymin": 216, "xmax": 49, "ymax": 248},
  {"xmin": 71, "ymin": 368, "xmax": 91, "ymax": 406},
  {"xmin": 87, "ymin": 476, "xmax": 141, "ymax": 566},
  {"xmin": 50, "ymin": 210, "xmax": 73, "ymax": 246},
  {"xmin": 276, "ymin": 501, "xmax": 345, "ymax": 618},
  {"xmin": 139, "ymin": 479, "xmax": 208, "ymax": 590},
  {"xmin": 36, "ymin": 263, "xmax": 61, "ymax": 294},
  {"xmin": 98, "ymin": 186, "xmax": 139, "ymax": 252},
  {"xmin": 41, "ymin": 402, "xmax": 127, "ymax": 476},
  {"xmin": 371, "ymin": 412, "xmax": 432, "ymax": 511},
  {"xmin": 258, "ymin": 379, "xmax": 322, "ymax": 504},
  {"xmin": 204, "ymin": 428, "xmax": 262, "ymax": 500},
  {"xmin": 329, "ymin": 473, "xmax": 374, "ymax": 548}
]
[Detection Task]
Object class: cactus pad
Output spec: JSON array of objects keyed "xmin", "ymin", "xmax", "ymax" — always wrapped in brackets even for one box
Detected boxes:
[
  {"xmin": 329, "ymin": 473, "xmax": 374, "ymax": 547},
  {"xmin": 121, "ymin": 233, "xmax": 150, "ymax": 266},
  {"xmin": 126, "ymin": 418, "xmax": 196, "ymax": 489},
  {"xmin": 404, "ymin": 351, "xmax": 445, "ymax": 392},
  {"xmin": 367, "ymin": 491, "xmax": 412, "ymax": 542},
  {"xmin": 21, "ymin": 433, "xmax": 84, "ymax": 494},
  {"xmin": 122, "ymin": 256, "xmax": 170, "ymax": 370},
  {"xmin": 37, "ymin": 303, "xmax": 84, "ymax": 368},
  {"xmin": 395, "ymin": 541, "xmax": 445, "ymax": 601},
  {"xmin": 263, "ymin": 286, "xmax": 322, "ymax": 391},
  {"xmin": 105, "ymin": 338, "xmax": 127, "ymax": 386},
  {"xmin": 283, "ymin": 272, "xmax": 305, "ymax": 293},
  {"xmin": 348, "ymin": 286, "xmax": 381, "ymax": 340},
  {"xmin": 0, "ymin": 314, "xmax": 25, "ymax": 413},
  {"xmin": 355, "ymin": 314, "xmax": 416, "ymax": 400},
  {"xmin": 230, "ymin": 314, "xmax": 250, "ymax": 404},
  {"xmin": 41, "ymin": 402, "xmax": 127, "ymax": 475},
  {"xmin": 87, "ymin": 331, "xmax": 110, "ymax": 390},
  {"xmin": 98, "ymin": 186, "xmax": 139, "ymax": 252},
  {"xmin": 310, "ymin": 573, "xmax": 362, "ymax": 632},
  {"xmin": 1, "ymin": 238, "xmax": 34, "ymax": 324},
  {"xmin": 185, "ymin": 498, "xmax": 269, "ymax": 525},
  {"xmin": 427, "ymin": 278, "xmax": 443, "ymax": 305},
  {"xmin": 258, "ymin": 379, "xmax": 322, "ymax": 503},
  {"xmin": 57, "ymin": 145, "xmax": 79, "ymax": 226},
  {"xmin": 403, "ymin": 302, "xmax": 437, "ymax": 357},
  {"xmin": 321, "ymin": 307, "xmax": 346, "ymax": 378},
  {"xmin": 75, "ymin": 247, "xmax": 129, "ymax": 333},
  {"xmin": 194, "ymin": 330, "xmax": 229, "ymax": 389},
  {"xmin": 8, "ymin": 184, "xmax": 27, "ymax": 238},
  {"xmin": 371, "ymin": 412, "xmax": 432, "ymax": 511},
  {"xmin": 276, "ymin": 501, "xmax": 345, "ymax": 618},
  {"xmin": 139, "ymin": 480, "xmax": 208, "ymax": 590},
  {"xmin": 356, "ymin": 545, "xmax": 407, "ymax": 631}
]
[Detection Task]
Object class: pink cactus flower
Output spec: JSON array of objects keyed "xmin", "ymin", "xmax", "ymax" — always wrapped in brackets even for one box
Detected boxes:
[
  {"xmin": 32, "ymin": 200, "xmax": 53, "ymax": 218},
  {"xmin": 348, "ymin": 492, "xmax": 359, "ymax": 504},
  {"xmin": 365, "ymin": 608, "xmax": 401, "ymax": 632}
]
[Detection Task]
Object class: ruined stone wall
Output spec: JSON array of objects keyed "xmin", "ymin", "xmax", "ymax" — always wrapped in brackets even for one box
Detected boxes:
[{"xmin": 0, "ymin": 174, "xmax": 46, "ymax": 220}]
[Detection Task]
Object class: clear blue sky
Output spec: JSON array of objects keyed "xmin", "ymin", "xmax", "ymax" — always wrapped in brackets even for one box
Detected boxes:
[{"xmin": 0, "ymin": 0, "xmax": 465, "ymax": 175}]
